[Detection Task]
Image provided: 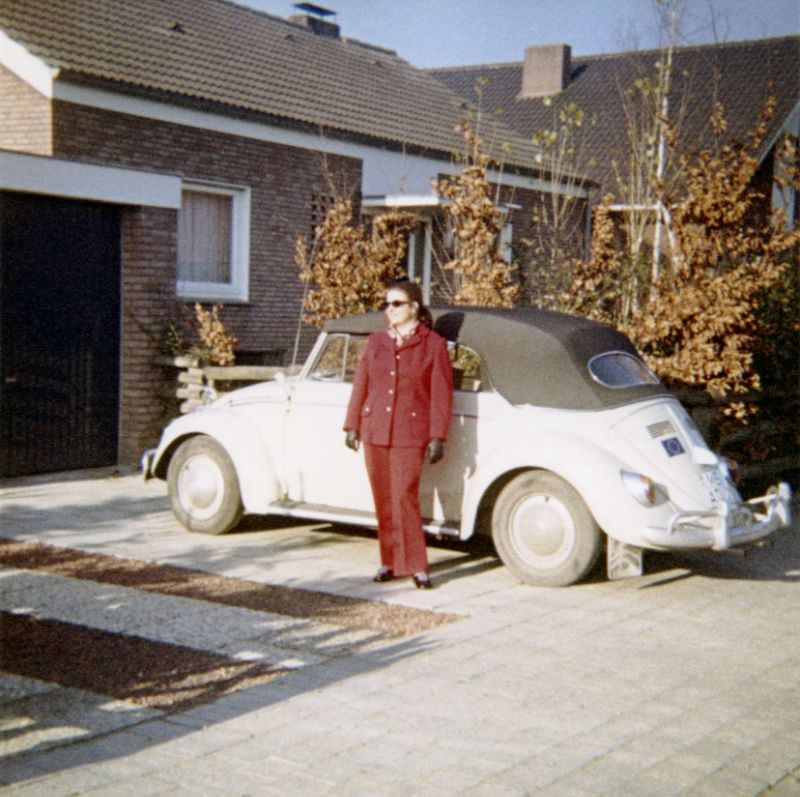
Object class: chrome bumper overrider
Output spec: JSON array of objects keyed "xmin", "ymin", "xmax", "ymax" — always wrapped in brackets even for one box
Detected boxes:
[
  {"xmin": 141, "ymin": 448, "xmax": 157, "ymax": 481},
  {"xmin": 643, "ymin": 482, "xmax": 793, "ymax": 550}
]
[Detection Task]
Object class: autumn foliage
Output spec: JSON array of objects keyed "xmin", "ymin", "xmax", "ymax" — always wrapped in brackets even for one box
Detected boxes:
[
  {"xmin": 434, "ymin": 122, "xmax": 519, "ymax": 307},
  {"xmin": 296, "ymin": 197, "xmax": 415, "ymax": 327},
  {"xmin": 193, "ymin": 303, "xmax": 237, "ymax": 366},
  {"xmin": 565, "ymin": 97, "xmax": 799, "ymax": 420}
]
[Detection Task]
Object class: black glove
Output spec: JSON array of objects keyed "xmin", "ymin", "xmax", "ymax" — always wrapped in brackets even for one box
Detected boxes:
[
  {"xmin": 426, "ymin": 438, "xmax": 445, "ymax": 464},
  {"xmin": 345, "ymin": 430, "xmax": 360, "ymax": 451}
]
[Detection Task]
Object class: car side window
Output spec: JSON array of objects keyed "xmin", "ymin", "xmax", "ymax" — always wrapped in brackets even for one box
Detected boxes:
[
  {"xmin": 345, "ymin": 336, "xmax": 369, "ymax": 382},
  {"xmin": 449, "ymin": 343, "xmax": 486, "ymax": 392},
  {"xmin": 310, "ymin": 334, "xmax": 368, "ymax": 383}
]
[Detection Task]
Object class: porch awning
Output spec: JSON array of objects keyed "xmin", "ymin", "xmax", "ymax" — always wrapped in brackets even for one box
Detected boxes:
[{"xmin": 0, "ymin": 149, "xmax": 182, "ymax": 208}]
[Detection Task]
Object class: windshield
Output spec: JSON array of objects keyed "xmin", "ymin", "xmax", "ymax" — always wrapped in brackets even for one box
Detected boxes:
[{"xmin": 588, "ymin": 351, "xmax": 660, "ymax": 389}]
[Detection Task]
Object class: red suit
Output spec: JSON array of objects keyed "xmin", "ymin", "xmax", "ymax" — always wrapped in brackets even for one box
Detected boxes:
[{"xmin": 344, "ymin": 324, "xmax": 453, "ymax": 576}]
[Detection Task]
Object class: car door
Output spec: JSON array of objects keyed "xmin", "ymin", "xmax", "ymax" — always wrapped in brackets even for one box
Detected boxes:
[
  {"xmin": 284, "ymin": 333, "xmax": 373, "ymax": 511},
  {"xmin": 419, "ymin": 343, "xmax": 505, "ymax": 529}
]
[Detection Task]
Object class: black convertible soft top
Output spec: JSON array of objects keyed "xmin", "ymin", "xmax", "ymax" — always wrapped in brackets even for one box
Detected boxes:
[{"xmin": 325, "ymin": 306, "xmax": 670, "ymax": 410}]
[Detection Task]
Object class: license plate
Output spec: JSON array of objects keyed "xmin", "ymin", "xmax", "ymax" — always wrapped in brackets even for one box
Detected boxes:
[{"xmin": 701, "ymin": 468, "xmax": 726, "ymax": 506}]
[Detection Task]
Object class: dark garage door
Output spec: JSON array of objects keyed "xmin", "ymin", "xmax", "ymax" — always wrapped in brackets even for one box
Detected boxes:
[{"xmin": 0, "ymin": 192, "xmax": 121, "ymax": 477}]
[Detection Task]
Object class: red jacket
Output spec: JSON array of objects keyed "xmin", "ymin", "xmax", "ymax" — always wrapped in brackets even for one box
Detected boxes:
[{"xmin": 344, "ymin": 324, "xmax": 453, "ymax": 447}]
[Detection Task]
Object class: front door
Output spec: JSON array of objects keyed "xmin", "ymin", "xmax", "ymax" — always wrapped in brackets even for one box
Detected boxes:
[{"xmin": 0, "ymin": 193, "xmax": 121, "ymax": 477}]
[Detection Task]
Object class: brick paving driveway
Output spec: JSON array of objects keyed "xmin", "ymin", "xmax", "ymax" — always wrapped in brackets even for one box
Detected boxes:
[{"xmin": 1, "ymin": 469, "xmax": 799, "ymax": 796}]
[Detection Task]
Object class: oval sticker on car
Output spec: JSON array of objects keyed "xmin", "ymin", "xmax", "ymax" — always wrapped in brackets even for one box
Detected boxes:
[{"xmin": 661, "ymin": 437, "xmax": 685, "ymax": 457}]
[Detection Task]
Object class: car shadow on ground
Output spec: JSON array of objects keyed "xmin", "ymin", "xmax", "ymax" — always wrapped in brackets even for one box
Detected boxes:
[
  {"xmin": 231, "ymin": 513, "xmax": 800, "ymax": 588},
  {"xmin": 235, "ymin": 515, "xmax": 506, "ymax": 585}
]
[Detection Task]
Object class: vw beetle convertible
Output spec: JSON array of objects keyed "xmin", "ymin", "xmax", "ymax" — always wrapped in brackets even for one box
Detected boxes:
[{"xmin": 143, "ymin": 308, "xmax": 792, "ymax": 586}]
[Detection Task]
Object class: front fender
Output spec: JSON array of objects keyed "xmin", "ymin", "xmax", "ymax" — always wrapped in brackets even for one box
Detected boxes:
[
  {"xmin": 461, "ymin": 431, "xmax": 648, "ymax": 545},
  {"xmin": 151, "ymin": 409, "xmax": 282, "ymax": 512}
]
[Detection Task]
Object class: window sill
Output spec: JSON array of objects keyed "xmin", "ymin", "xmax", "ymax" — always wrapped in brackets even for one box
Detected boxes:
[{"xmin": 177, "ymin": 281, "xmax": 249, "ymax": 304}]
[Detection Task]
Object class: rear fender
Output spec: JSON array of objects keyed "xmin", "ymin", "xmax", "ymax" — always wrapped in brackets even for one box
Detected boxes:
[
  {"xmin": 461, "ymin": 431, "xmax": 646, "ymax": 545},
  {"xmin": 152, "ymin": 410, "xmax": 281, "ymax": 512}
]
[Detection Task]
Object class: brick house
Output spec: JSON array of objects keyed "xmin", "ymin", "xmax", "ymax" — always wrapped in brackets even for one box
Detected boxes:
[
  {"xmin": 430, "ymin": 36, "xmax": 800, "ymax": 276},
  {"xmin": 0, "ymin": 0, "xmax": 591, "ymax": 477}
]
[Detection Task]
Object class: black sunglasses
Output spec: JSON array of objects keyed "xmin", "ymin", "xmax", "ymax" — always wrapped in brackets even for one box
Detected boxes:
[{"xmin": 381, "ymin": 300, "xmax": 410, "ymax": 309}]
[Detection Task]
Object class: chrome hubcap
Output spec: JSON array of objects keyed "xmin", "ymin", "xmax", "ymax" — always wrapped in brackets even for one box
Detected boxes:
[
  {"xmin": 177, "ymin": 454, "xmax": 224, "ymax": 520},
  {"xmin": 508, "ymin": 494, "xmax": 576, "ymax": 569}
]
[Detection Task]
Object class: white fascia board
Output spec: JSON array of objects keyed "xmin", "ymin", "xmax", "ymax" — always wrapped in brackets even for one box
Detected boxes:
[
  {"xmin": 0, "ymin": 149, "xmax": 182, "ymax": 208},
  {"xmin": 762, "ymin": 100, "xmax": 800, "ymax": 160},
  {"xmin": 362, "ymin": 194, "xmax": 445, "ymax": 208},
  {"xmin": 53, "ymin": 82, "xmax": 587, "ymax": 199},
  {"xmin": 0, "ymin": 31, "xmax": 58, "ymax": 97},
  {"xmin": 770, "ymin": 101, "xmax": 799, "ymax": 226}
]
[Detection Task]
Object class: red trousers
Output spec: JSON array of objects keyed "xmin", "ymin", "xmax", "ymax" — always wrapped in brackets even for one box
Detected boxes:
[{"xmin": 363, "ymin": 443, "xmax": 428, "ymax": 577}]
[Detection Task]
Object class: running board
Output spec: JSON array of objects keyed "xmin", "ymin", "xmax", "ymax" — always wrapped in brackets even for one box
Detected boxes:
[{"xmin": 266, "ymin": 500, "xmax": 462, "ymax": 538}]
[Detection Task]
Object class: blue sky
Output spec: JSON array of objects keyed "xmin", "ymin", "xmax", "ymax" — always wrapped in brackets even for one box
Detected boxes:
[{"xmin": 235, "ymin": 0, "xmax": 800, "ymax": 67}]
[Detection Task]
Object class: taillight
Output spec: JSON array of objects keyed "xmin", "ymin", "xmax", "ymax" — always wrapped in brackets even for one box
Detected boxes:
[{"xmin": 621, "ymin": 471, "xmax": 660, "ymax": 507}]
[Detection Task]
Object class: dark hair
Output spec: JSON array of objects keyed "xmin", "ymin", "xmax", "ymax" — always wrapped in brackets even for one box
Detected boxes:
[{"xmin": 386, "ymin": 279, "xmax": 433, "ymax": 327}]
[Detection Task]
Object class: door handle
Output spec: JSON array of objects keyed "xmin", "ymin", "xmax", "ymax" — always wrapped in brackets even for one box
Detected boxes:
[{"xmin": 3, "ymin": 376, "xmax": 18, "ymax": 384}]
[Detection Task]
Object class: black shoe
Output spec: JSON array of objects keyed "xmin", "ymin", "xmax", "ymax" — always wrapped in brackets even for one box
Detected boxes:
[
  {"xmin": 413, "ymin": 573, "xmax": 433, "ymax": 589},
  {"xmin": 373, "ymin": 568, "xmax": 394, "ymax": 583}
]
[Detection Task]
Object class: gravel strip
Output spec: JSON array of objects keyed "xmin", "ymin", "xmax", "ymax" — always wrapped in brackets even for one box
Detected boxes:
[
  {"xmin": 0, "ymin": 537, "xmax": 463, "ymax": 724},
  {"xmin": 1, "ymin": 568, "xmax": 380, "ymax": 663},
  {"xmin": 1, "ymin": 612, "xmax": 285, "ymax": 713},
  {"xmin": 0, "ymin": 537, "xmax": 462, "ymax": 637}
]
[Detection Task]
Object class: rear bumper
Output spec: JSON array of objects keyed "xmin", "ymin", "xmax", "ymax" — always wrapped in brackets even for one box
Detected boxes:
[{"xmin": 642, "ymin": 482, "xmax": 793, "ymax": 550}]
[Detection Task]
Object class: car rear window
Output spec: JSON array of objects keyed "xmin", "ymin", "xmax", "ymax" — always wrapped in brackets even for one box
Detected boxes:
[{"xmin": 588, "ymin": 351, "xmax": 660, "ymax": 388}]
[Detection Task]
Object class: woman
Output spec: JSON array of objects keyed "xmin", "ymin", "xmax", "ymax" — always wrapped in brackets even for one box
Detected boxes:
[{"xmin": 343, "ymin": 280, "xmax": 453, "ymax": 589}]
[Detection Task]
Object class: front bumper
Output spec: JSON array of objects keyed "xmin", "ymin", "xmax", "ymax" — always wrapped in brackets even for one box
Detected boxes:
[
  {"xmin": 642, "ymin": 481, "xmax": 793, "ymax": 550},
  {"xmin": 141, "ymin": 448, "xmax": 157, "ymax": 481}
]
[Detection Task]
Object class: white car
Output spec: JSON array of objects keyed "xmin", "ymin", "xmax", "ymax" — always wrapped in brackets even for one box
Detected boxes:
[{"xmin": 142, "ymin": 308, "xmax": 792, "ymax": 586}]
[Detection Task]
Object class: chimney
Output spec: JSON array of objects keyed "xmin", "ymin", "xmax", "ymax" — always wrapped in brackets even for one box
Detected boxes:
[
  {"xmin": 289, "ymin": 2, "xmax": 340, "ymax": 39},
  {"xmin": 520, "ymin": 44, "xmax": 571, "ymax": 98}
]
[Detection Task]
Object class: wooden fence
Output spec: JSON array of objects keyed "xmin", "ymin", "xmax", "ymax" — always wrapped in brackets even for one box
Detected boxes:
[
  {"xmin": 675, "ymin": 386, "xmax": 800, "ymax": 489},
  {"xmin": 162, "ymin": 356, "xmax": 300, "ymax": 414}
]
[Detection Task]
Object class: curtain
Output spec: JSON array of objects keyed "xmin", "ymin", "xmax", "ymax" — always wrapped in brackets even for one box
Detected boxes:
[{"xmin": 177, "ymin": 190, "xmax": 232, "ymax": 283}]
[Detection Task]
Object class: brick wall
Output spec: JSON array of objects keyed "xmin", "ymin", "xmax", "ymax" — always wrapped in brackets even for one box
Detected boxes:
[
  {"xmin": 0, "ymin": 65, "xmax": 52, "ymax": 154},
  {"xmin": 119, "ymin": 206, "xmax": 179, "ymax": 465},
  {"xmin": 505, "ymin": 185, "xmax": 589, "ymax": 306},
  {"xmin": 52, "ymin": 101, "xmax": 361, "ymax": 357},
  {"xmin": 50, "ymin": 100, "xmax": 361, "ymax": 463}
]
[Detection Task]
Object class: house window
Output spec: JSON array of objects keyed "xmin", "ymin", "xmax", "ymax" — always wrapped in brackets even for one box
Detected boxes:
[{"xmin": 177, "ymin": 182, "xmax": 250, "ymax": 302}]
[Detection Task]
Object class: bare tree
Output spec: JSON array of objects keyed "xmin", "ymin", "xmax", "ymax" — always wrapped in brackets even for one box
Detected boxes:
[{"xmin": 525, "ymin": 99, "xmax": 595, "ymax": 308}]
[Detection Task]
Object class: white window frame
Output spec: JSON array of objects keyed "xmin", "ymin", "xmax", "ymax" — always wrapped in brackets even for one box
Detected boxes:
[
  {"xmin": 176, "ymin": 181, "xmax": 251, "ymax": 302},
  {"xmin": 498, "ymin": 206, "xmax": 516, "ymax": 264}
]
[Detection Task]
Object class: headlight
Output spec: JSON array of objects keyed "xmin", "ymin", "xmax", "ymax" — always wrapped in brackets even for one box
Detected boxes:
[{"xmin": 621, "ymin": 471, "xmax": 661, "ymax": 507}]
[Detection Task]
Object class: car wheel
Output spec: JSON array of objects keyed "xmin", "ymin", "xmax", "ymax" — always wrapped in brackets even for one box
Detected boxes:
[
  {"xmin": 491, "ymin": 470, "xmax": 601, "ymax": 586},
  {"xmin": 167, "ymin": 436, "xmax": 244, "ymax": 535}
]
